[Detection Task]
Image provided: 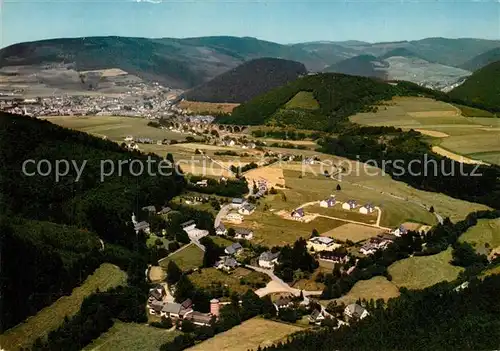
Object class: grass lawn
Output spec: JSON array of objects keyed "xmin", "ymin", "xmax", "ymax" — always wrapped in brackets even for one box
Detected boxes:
[
  {"xmin": 326, "ymin": 276, "xmax": 400, "ymax": 307},
  {"xmin": 388, "ymin": 248, "xmax": 463, "ymax": 290},
  {"xmin": 322, "ymin": 223, "xmax": 385, "ymax": 243},
  {"xmin": 83, "ymin": 321, "xmax": 180, "ymax": 351},
  {"xmin": 146, "ymin": 233, "xmax": 172, "ymax": 249},
  {"xmin": 211, "ymin": 235, "xmax": 236, "ymax": 248},
  {"xmin": 189, "ymin": 268, "xmax": 270, "ymax": 295},
  {"xmin": 0, "ymin": 264, "xmax": 128, "ymax": 351},
  {"xmin": 284, "ymin": 91, "xmax": 320, "ymax": 110},
  {"xmin": 459, "ymin": 218, "xmax": 500, "ymax": 252},
  {"xmin": 159, "ymin": 243, "xmax": 204, "ymax": 271},
  {"xmin": 187, "ymin": 317, "xmax": 303, "ymax": 351},
  {"xmin": 241, "ymin": 210, "xmax": 344, "ymax": 247}
]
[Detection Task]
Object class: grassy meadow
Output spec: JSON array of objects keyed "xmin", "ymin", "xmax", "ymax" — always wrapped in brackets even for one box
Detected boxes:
[
  {"xmin": 459, "ymin": 218, "xmax": 500, "ymax": 251},
  {"xmin": 0, "ymin": 264, "xmax": 127, "ymax": 351},
  {"xmin": 83, "ymin": 321, "xmax": 181, "ymax": 351},
  {"xmin": 188, "ymin": 267, "xmax": 270, "ymax": 295},
  {"xmin": 284, "ymin": 91, "xmax": 320, "ymax": 110},
  {"xmin": 349, "ymin": 96, "xmax": 500, "ymax": 165},
  {"xmin": 329, "ymin": 276, "xmax": 400, "ymax": 306},
  {"xmin": 159, "ymin": 243, "xmax": 204, "ymax": 271},
  {"xmin": 186, "ymin": 317, "xmax": 303, "ymax": 351},
  {"xmin": 388, "ymin": 248, "xmax": 463, "ymax": 290}
]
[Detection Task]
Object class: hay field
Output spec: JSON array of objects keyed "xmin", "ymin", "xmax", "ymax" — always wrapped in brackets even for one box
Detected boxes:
[
  {"xmin": 321, "ymin": 223, "xmax": 385, "ymax": 242},
  {"xmin": 42, "ymin": 115, "xmax": 190, "ymax": 141},
  {"xmin": 244, "ymin": 165, "xmax": 286, "ymax": 188},
  {"xmin": 178, "ymin": 100, "xmax": 240, "ymax": 114},
  {"xmin": 332, "ymin": 276, "xmax": 400, "ymax": 306},
  {"xmin": 349, "ymin": 96, "xmax": 500, "ymax": 165},
  {"xmin": 187, "ymin": 318, "xmax": 303, "ymax": 351},
  {"xmin": 459, "ymin": 218, "xmax": 500, "ymax": 251},
  {"xmin": 431, "ymin": 146, "xmax": 488, "ymax": 165},
  {"xmin": 1, "ymin": 264, "xmax": 127, "ymax": 351},
  {"xmin": 189, "ymin": 268, "xmax": 270, "ymax": 295},
  {"xmin": 388, "ymin": 248, "xmax": 463, "ymax": 290},
  {"xmin": 83, "ymin": 322, "xmax": 180, "ymax": 351}
]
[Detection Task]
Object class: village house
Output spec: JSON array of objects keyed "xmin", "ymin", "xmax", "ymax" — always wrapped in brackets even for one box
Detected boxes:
[
  {"xmin": 342, "ymin": 200, "xmax": 357, "ymax": 210},
  {"xmin": 134, "ymin": 220, "xmax": 150, "ymax": 234},
  {"xmin": 148, "ymin": 285, "xmax": 166, "ymax": 302},
  {"xmin": 291, "ymin": 208, "xmax": 305, "ymax": 220},
  {"xmin": 259, "ymin": 251, "xmax": 280, "ymax": 268},
  {"xmin": 142, "ymin": 205, "xmax": 156, "ymax": 213},
  {"xmin": 215, "ymin": 256, "xmax": 239, "ymax": 271},
  {"xmin": 320, "ymin": 197, "xmax": 336, "ymax": 208},
  {"xmin": 160, "ymin": 302, "xmax": 183, "ymax": 319},
  {"xmin": 318, "ymin": 251, "xmax": 350, "ymax": 264},
  {"xmin": 234, "ymin": 228, "xmax": 254, "ymax": 240},
  {"xmin": 184, "ymin": 311, "xmax": 214, "ymax": 327},
  {"xmin": 359, "ymin": 203, "xmax": 375, "ymax": 214},
  {"xmin": 224, "ymin": 242, "xmax": 243, "ymax": 255},
  {"xmin": 181, "ymin": 220, "xmax": 197, "ymax": 232},
  {"xmin": 231, "ymin": 198, "xmax": 246, "ymax": 208},
  {"xmin": 274, "ymin": 296, "xmax": 294, "ymax": 310},
  {"xmin": 309, "ymin": 309, "xmax": 326, "ymax": 325},
  {"xmin": 307, "ymin": 237, "xmax": 341, "ymax": 252},
  {"xmin": 215, "ymin": 223, "xmax": 228, "ymax": 236},
  {"xmin": 344, "ymin": 303, "xmax": 370, "ymax": 320},
  {"xmin": 196, "ymin": 179, "xmax": 208, "ymax": 187},
  {"xmin": 157, "ymin": 206, "xmax": 172, "ymax": 215},
  {"xmin": 359, "ymin": 236, "xmax": 394, "ymax": 255},
  {"xmin": 238, "ymin": 203, "xmax": 256, "ymax": 215},
  {"xmin": 124, "ymin": 135, "xmax": 134, "ymax": 142},
  {"xmin": 391, "ymin": 225, "xmax": 408, "ymax": 237}
]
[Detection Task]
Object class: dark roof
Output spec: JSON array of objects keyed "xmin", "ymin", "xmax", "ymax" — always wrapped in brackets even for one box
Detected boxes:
[
  {"xmin": 185, "ymin": 311, "xmax": 212, "ymax": 324},
  {"xmin": 181, "ymin": 219, "xmax": 196, "ymax": 228},
  {"xmin": 346, "ymin": 303, "xmax": 367, "ymax": 318},
  {"xmin": 260, "ymin": 251, "xmax": 280, "ymax": 262},
  {"xmin": 181, "ymin": 298, "xmax": 193, "ymax": 309},
  {"xmin": 161, "ymin": 302, "xmax": 182, "ymax": 314},
  {"xmin": 235, "ymin": 228, "xmax": 253, "ymax": 235},
  {"xmin": 225, "ymin": 242, "xmax": 243, "ymax": 255},
  {"xmin": 142, "ymin": 205, "xmax": 156, "ymax": 212},
  {"xmin": 135, "ymin": 221, "xmax": 150, "ymax": 230},
  {"xmin": 158, "ymin": 207, "xmax": 172, "ymax": 214},
  {"xmin": 232, "ymin": 198, "xmax": 244, "ymax": 204}
]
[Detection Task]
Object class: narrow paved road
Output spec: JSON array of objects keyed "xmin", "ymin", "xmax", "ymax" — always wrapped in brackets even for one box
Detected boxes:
[{"xmin": 214, "ymin": 204, "xmax": 232, "ymax": 228}]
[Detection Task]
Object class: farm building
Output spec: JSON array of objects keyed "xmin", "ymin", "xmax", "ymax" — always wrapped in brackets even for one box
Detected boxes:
[
  {"xmin": 391, "ymin": 225, "xmax": 408, "ymax": 237},
  {"xmin": 215, "ymin": 256, "xmax": 239, "ymax": 271},
  {"xmin": 318, "ymin": 251, "xmax": 350, "ymax": 264},
  {"xmin": 309, "ymin": 309, "xmax": 326, "ymax": 325},
  {"xmin": 231, "ymin": 198, "xmax": 245, "ymax": 207}
]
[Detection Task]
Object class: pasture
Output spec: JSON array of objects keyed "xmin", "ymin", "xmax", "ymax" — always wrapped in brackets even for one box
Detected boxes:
[
  {"xmin": 188, "ymin": 267, "xmax": 270, "ymax": 295},
  {"xmin": 349, "ymin": 96, "xmax": 500, "ymax": 165},
  {"xmin": 459, "ymin": 218, "xmax": 500, "ymax": 252},
  {"xmin": 284, "ymin": 91, "xmax": 320, "ymax": 110},
  {"xmin": 0, "ymin": 264, "xmax": 127, "ymax": 351},
  {"xmin": 321, "ymin": 223, "xmax": 385, "ymax": 242},
  {"xmin": 42, "ymin": 115, "xmax": 191, "ymax": 141},
  {"xmin": 159, "ymin": 243, "xmax": 204, "ymax": 271},
  {"xmin": 83, "ymin": 321, "xmax": 180, "ymax": 351},
  {"xmin": 178, "ymin": 100, "xmax": 240, "ymax": 114},
  {"xmin": 186, "ymin": 317, "xmax": 303, "ymax": 351},
  {"xmin": 388, "ymin": 248, "xmax": 463, "ymax": 290},
  {"xmin": 330, "ymin": 276, "xmax": 400, "ymax": 306}
]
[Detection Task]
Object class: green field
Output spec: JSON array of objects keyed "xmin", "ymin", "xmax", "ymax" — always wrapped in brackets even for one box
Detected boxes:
[
  {"xmin": 187, "ymin": 317, "xmax": 303, "ymax": 351},
  {"xmin": 284, "ymin": 91, "xmax": 320, "ymax": 110},
  {"xmin": 349, "ymin": 96, "xmax": 500, "ymax": 165},
  {"xmin": 43, "ymin": 115, "xmax": 191, "ymax": 141},
  {"xmin": 481, "ymin": 265, "xmax": 500, "ymax": 278},
  {"xmin": 388, "ymin": 248, "xmax": 463, "ymax": 290},
  {"xmin": 83, "ymin": 321, "xmax": 180, "ymax": 351},
  {"xmin": 459, "ymin": 218, "xmax": 500, "ymax": 251},
  {"xmin": 0, "ymin": 264, "xmax": 128, "ymax": 351},
  {"xmin": 189, "ymin": 267, "xmax": 270, "ymax": 295},
  {"xmin": 159, "ymin": 243, "xmax": 204, "ymax": 271}
]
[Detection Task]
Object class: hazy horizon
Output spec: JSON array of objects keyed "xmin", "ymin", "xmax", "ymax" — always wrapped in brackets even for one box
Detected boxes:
[{"xmin": 1, "ymin": 0, "xmax": 499, "ymax": 49}]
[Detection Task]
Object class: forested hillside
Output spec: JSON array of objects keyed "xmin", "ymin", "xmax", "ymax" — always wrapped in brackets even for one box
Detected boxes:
[
  {"xmin": 218, "ymin": 73, "xmax": 398, "ymax": 130},
  {"xmin": 183, "ymin": 58, "xmax": 307, "ymax": 103},
  {"xmin": 460, "ymin": 47, "xmax": 500, "ymax": 71},
  {"xmin": 0, "ymin": 112, "xmax": 185, "ymax": 332},
  {"xmin": 323, "ymin": 55, "xmax": 387, "ymax": 79},
  {"xmin": 449, "ymin": 61, "xmax": 500, "ymax": 110},
  {"xmin": 263, "ymin": 275, "xmax": 500, "ymax": 351}
]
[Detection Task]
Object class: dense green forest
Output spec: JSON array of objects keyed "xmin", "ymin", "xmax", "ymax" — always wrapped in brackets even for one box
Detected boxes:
[
  {"xmin": 263, "ymin": 275, "xmax": 500, "ymax": 351},
  {"xmin": 450, "ymin": 60, "xmax": 500, "ymax": 110},
  {"xmin": 183, "ymin": 58, "xmax": 307, "ymax": 103},
  {"xmin": 0, "ymin": 112, "xmax": 184, "ymax": 332},
  {"xmin": 218, "ymin": 73, "xmax": 499, "ymax": 130}
]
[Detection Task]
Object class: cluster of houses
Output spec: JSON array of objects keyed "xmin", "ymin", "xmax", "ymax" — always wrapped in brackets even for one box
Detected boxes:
[
  {"xmin": 215, "ymin": 242, "xmax": 243, "ymax": 271},
  {"xmin": 319, "ymin": 196, "xmax": 376, "ymax": 215},
  {"xmin": 147, "ymin": 285, "xmax": 218, "ymax": 327},
  {"xmin": 358, "ymin": 224, "xmax": 412, "ymax": 255},
  {"xmin": 219, "ymin": 139, "xmax": 256, "ymax": 149},
  {"xmin": 124, "ymin": 135, "xmax": 173, "ymax": 151},
  {"xmin": 222, "ymin": 198, "xmax": 255, "ymax": 237}
]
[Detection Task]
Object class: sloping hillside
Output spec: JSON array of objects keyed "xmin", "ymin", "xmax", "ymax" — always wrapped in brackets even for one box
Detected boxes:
[
  {"xmin": 323, "ymin": 55, "xmax": 388, "ymax": 79},
  {"xmin": 460, "ymin": 47, "xmax": 500, "ymax": 72},
  {"xmin": 449, "ymin": 61, "xmax": 500, "ymax": 110},
  {"xmin": 183, "ymin": 58, "xmax": 307, "ymax": 103}
]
